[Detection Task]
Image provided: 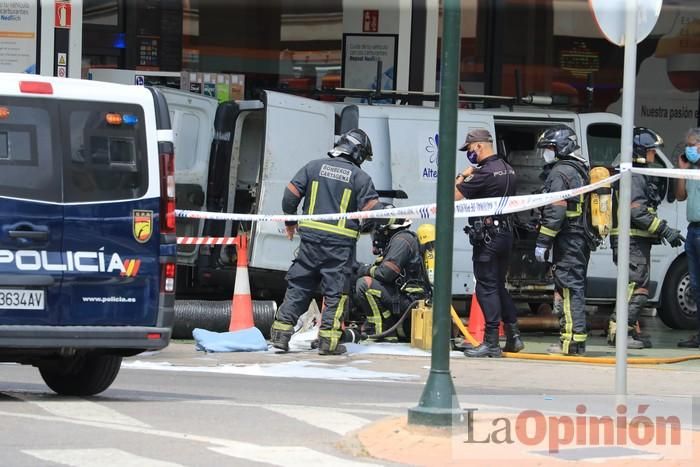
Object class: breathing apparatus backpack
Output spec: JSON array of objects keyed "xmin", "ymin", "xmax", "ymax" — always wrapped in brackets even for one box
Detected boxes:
[
  {"xmin": 589, "ymin": 166, "xmax": 613, "ymax": 242},
  {"xmin": 416, "ymin": 223, "xmax": 435, "ymax": 285},
  {"xmin": 557, "ymin": 161, "xmax": 613, "ymax": 249}
]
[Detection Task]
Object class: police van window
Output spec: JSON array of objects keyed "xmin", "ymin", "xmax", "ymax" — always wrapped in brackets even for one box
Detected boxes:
[
  {"xmin": 587, "ymin": 123, "xmax": 621, "ymax": 167},
  {"xmin": 0, "ymin": 99, "xmax": 62, "ymax": 202},
  {"xmin": 63, "ymin": 102, "xmax": 147, "ymax": 203}
]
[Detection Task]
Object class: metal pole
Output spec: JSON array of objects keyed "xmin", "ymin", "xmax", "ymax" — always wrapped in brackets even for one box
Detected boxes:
[
  {"xmin": 614, "ymin": 0, "xmax": 638, "ymax": 396},
  {"xmin": 408, "ymin": 0, "xmax": 461, "ymax": 426}
]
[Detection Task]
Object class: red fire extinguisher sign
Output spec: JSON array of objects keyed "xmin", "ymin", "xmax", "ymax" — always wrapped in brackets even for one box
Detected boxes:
[{"xmin": 55, "ymin": 2, "xmax": 72, "ymax": 29}]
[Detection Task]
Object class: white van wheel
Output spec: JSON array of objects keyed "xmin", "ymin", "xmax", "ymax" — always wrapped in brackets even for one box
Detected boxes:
[{"xmin": 659, "ymin": 257, "xmax": 697, "ymax": 330}]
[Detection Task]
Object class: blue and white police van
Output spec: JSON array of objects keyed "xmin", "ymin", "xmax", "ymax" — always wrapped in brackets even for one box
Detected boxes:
[{"xmin": 0, "ymin": 74, "xmax": 176, "ymax": 395}]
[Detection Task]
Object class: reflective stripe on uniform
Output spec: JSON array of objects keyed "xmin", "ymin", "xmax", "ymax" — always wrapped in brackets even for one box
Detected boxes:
[
  {"xmin": 539, "ymin": 226, "xmax": 559, "ymax": 237},
  {"xmin": 565, "ymin": 195, "xmax": 583, "ymax": 218},
  {"xmin": 562, "ymin": 288, "xmax": 573, "ymax": 354},
  {"xmin": 299, "ymin": 185, "xmax": 359, "ymax": 238},
  {"xmin": 299, "ymin": 220, "xmax": 359, "ymax": 238},
  {"xmin": 627, "ymin": 281, "xmax": 636, "ymax": 301},
  {"xmin": 319, "ymin": 329, "xmax": 342, "ymax": 349},
  {"xmin": 333, "ymin": 295, "xmax": 347, "ymax": 331},
  {"xmin": 647, "ymin": 217, "xmax": 661, "ymax": 233},
  {"xmin": 308, "ymin": 180, "xmax": 319, "ymax": 215},
  {"xmin": 365, "ymin": 289, "xmax": 383, "ymax": 335},
  {"xmin": 319, "ymin": 293, "xmax": 346, "ymax": 351},
  {"xmin": 611, "ymin": 227, "xmax": 656, "ymax": 238},
  {"xmin": 271, "ymin": 321, "xmax": 294, "ymax": 331},
  {"xmin": 337, "ymin": 188, "xmax": 352, "ymax": 229}
]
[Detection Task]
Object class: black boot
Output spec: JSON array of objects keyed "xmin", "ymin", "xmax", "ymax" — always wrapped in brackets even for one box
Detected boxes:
[
  {"xmin": 270, "ymin": 321, "xmax": 293, "ymax": 352},
  {"xmin": 318, "ymin": 336, "xmax": 347, "ymax": 355},
  {"xmin": 464, "ymin": 328, "xmax": 502, "ymax": 358},
  {"xmin": 607, "ymin": 319, "xmax": 646, "ymax": 349},
  {"xmin": 678, "ymin": 334, "xmax": 700, "ymax": 348},
  {"xmin": 547, "ymin": 340, "xmax": 586, "ymax": 356},
  {"xmin": 503, "ymin": 322, "xmax": 524, "ymax": 353}
]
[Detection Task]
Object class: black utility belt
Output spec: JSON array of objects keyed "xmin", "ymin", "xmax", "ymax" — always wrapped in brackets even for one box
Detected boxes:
[
  {"xmin": 464, "ymin": 217, "xmax": 511, "ymax": 244},
  {"xmin": 473, "ymin": 216, "xmax": 511, "ymax": 231}
]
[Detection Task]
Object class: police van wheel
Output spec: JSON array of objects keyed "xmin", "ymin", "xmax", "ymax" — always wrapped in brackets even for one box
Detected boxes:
[
  {"xmin": 39, "ymin": 354, "xmax": 122, "ymax": 396},
  {"xmin": 659, "ymin": 257, "xmax": 696, "ymax": 330}
]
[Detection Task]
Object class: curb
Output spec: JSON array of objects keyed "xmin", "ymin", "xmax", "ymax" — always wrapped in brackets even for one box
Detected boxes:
[{"xmin": 353, "ymin": 416, "xmax": 700, "ymax": 466}]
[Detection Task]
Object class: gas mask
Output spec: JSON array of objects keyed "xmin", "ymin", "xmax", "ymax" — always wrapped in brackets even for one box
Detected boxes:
[
  {"xmin": 371, "ymin": 229, "xmax": 390, "ymax": 256},
  {"xmin": 686, "ymin": 145, "xmax": 700, "ymax": 164}
]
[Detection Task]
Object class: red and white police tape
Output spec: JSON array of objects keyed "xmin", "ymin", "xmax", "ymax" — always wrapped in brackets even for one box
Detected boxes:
[
  {"xmin": 174, "ymin": 172, "xmax": 622, "ymax": 222},
  {"xmin": 172, "ymin": 167, "xmax": 699, "ymax": 223},
  {"xmin": 177, "ymin": 237, "xmax": 239, "ymax": 245}
]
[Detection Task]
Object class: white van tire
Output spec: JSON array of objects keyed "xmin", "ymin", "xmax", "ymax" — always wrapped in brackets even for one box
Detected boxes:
[
  {"xmin": 39, "ymin": 354, "xmax": 122, "ymax": 396},
  {"xmin": 659, "ymin": 257, "xmax": 697, "ymax": 330}
]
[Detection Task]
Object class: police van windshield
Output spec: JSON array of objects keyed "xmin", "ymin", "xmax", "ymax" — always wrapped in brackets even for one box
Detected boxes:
[{"xmin": 0, "ymin": 97, "xmax": 148, "ymax": 203}]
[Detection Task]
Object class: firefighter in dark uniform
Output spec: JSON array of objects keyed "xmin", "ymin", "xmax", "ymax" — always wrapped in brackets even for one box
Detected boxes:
[
  {"xmin": 354, "ymin": 209, "xmax": 428, "ymax": 340},
  {"xmin": 535, "ymin": 125, "xmax": 591, "ymax": 356},
  {"xmin": 271, "ymin": 129, "xmax": 379, "ymax": 355},
  {"xmin": 455, "ymin": 129, "xmax": 523, "ymax": 358},
  {"xmin": 609, "ymin": 127, "xmax": 684, "ymax": 348}
]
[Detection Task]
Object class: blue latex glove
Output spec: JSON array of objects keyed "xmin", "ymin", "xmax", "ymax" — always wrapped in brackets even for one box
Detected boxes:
[{"xmin": 535, "ymin": 246, "xmax": 548, "ymax": 263}]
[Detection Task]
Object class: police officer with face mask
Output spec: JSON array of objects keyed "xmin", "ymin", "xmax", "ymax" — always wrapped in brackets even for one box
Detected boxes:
[
  {"xmin": 609, "ymin": 127, "xmax": 684, "ymax": 349},
  {"xmin": 271, "ymin": 129, "xmax": 379, "ymax": 355},
  {"xmin": 535, "ymin": 125, "xmax": 591, "ymax": 356},
  {"xmin": 455, "ymin": 129, "xmax": 523, "ymax": 358},
  {"xmin": 675, "ymin": 127, "xmax": 700, "ymax": 348},
  {"xmin": 354, "ymin": 207, "xmax": 428, "ymax": 340}
]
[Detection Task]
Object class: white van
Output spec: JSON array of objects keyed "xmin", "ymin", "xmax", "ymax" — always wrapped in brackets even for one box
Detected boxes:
[{"xmin": 164, "ymin": 89, "xmax": 692, "ymax": 329}]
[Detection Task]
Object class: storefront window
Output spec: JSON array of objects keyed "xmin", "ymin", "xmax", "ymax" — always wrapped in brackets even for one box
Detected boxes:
[
  {"xmin": 84, "ymin": 0, "xmax": 120, "ymax": 27},
  {"xmin": 182, "ymin": 0, "xmax": 342, "ymax": 100}
]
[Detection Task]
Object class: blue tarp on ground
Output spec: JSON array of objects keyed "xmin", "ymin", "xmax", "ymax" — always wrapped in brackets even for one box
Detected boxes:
[{"xmin": 193, "ymin": 327, "xmax": 268, "ymax": 352}]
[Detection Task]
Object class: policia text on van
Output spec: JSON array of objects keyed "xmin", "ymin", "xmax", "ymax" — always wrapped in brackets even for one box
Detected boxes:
[{"xmin": 0, "ymin": 74, "xmax": 177, "ymax": 396}]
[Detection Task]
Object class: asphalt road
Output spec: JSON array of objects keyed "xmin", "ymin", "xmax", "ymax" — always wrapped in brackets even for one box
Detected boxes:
[
  {"xmin": 0, "ymin": 359, "xmax": 422, "ymax": 466},
  {"xmin": 2, "ymin": 333, "xmax": 700, "ymax": 466}
]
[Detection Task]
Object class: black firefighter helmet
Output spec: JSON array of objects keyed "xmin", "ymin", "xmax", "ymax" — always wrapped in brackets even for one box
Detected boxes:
[
  {"xmin": 328, "ymin": 128, "xmax": 373, "ymax": 166},
  {"xmin": 536, "ymin": 125, "xmax": 580, "ymax": 160},
  {"xmin": 633, "ymin": 127, "xmax": 663, "ymax": 165}
]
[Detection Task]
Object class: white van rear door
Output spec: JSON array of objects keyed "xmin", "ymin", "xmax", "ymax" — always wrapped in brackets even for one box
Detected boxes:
[
  {"xmin": 250, "ymin": 91, "xmax": 336, "ymax": 271},
  {"xmin": 159, "ymin": 88, "xmax": 217, "ymax": 264}
]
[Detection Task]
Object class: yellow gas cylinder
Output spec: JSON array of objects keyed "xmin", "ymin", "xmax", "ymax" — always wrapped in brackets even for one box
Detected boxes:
[
  {"xmin": 416, "ymin": 224, "xmax": 435, "ymax": 284},
  {"xmin": 590, "ymin": 166, "xmax": 612, "ymax": 238},
  {"xmin": 412, "ymin": 224, "xmax": 436, "ymax": 349}
]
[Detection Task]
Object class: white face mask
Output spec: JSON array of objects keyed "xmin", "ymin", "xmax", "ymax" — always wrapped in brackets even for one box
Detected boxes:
[{"xmin": 543, "ymin": 149, "xmax": 556, "ymax": 164}]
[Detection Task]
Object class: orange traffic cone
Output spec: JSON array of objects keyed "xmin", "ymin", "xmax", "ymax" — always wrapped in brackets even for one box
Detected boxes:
[
  {"xmin": 467, "ymin": 294, "xmax": 504, "ymax": 344},
  {"xmin": 229, "ymin": 235, "xmax": 255, "ymax": 331}
]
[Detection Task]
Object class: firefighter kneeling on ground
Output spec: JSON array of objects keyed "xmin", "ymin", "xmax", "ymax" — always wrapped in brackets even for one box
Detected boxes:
[
  {"xmin": 354, "ymin": 208, "xmax": 430, "ymax": 341},
  {"xmin": 609, "ymin": 127, "xmax": 684, "ymax": 349}
]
